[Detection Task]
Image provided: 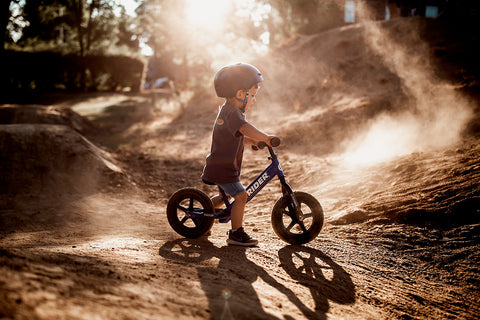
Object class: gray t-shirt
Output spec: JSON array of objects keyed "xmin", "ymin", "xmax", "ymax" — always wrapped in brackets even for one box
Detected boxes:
[{"xmin": 202, "ymin": 103, "xmax": 248, "ymax": 184}]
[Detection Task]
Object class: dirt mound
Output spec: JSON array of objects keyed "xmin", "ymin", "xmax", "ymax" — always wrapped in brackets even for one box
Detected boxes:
[
  {"xmin": 0, "ymin": 124, "xmax": 123, "ymax": 198},
  {"xmin": 255, "ymin": 18, "xmax": 479, "ymax": 157},
  {"xmin": 325, "ymin": 139, "xmax": 480, "ymax": 227},
  {"xmin": 0, "ymin": 104, "xmax": 96, "ymax": 134},
  {"xmin": 0, "ymin": 104, "xmax": 127, "ymax": 200},
  {"xmin": 260, "ymin": 20, "xmax": 408, "ymax": 112},
  {"xmin": 262, "ymin": 17, "xmax": 478, "ymax": 108}
]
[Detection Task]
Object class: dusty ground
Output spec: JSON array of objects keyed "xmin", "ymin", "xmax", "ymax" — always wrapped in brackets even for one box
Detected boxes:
[{"xmin": 1, "ymin": 17, "xmax": 480, "ymax": 320}]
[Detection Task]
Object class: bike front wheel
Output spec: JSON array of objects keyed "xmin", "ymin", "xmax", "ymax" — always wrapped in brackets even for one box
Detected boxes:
[
  {"xmin": 271, "ymin": 191, "xmax": 324, "ymax": 245},
  {"xmin": 166, "ymin": 188, "xmax": 215, "ymax": 238}
]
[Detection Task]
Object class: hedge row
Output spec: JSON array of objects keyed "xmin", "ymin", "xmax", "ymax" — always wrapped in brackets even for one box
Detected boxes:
[{"xmin": 0, "ymin": 50, "xmax": 144, "ymax": 94}]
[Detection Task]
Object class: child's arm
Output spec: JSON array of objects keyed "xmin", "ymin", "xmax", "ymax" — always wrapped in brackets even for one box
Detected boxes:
[
  {"xmin": 239, "ymin": 123, "xmax": 275, "ymax": 146},
  {"xmin": 244, "ymin": 136, "xmax": 258, "ymax": 146}
]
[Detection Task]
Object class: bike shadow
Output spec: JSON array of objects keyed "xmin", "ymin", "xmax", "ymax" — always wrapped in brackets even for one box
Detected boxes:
[
  {"xmin": 278, "ymin": 245, "xmax": 356, "ymax": 315},
  {"xmin": 159, "ymin": 239, "xmax": 355, "ymax": 320}
]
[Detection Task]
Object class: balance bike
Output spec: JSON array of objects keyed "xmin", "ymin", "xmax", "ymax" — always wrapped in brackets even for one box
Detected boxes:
[{"xmin": 166, "ymin": 137, "xmax": 324, "ymax": 245}]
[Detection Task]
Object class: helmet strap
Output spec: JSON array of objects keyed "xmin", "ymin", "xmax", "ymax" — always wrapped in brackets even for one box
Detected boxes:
[{"xmin": 235, "ymin": 89, "xmax": 249, "ymax": 113}]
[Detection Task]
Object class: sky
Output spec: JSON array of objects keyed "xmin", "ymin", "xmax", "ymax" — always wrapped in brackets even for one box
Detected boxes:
[{"xmin": 118, "ymin": 0, "xmax": 138, "ymax": 16}]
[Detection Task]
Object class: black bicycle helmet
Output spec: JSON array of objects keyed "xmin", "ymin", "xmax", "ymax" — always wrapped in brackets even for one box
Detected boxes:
[{"xmin": 214, "ymin": 63, "xmax": 264, "ymax": 98}]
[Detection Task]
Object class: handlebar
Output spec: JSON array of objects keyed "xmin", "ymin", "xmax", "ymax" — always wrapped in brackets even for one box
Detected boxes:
[{"xmin": 252, "ymin": 136, "xmax": 281, "ymax": 151}]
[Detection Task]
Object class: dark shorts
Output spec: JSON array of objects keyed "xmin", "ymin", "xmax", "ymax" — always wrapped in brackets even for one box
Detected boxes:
[{"xmin": 218, "ymin": 181, "xmax": 245, "ymax": 197}]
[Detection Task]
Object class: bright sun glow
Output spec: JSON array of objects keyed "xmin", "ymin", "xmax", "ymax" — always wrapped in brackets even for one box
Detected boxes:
[
  {"xmin": 116, "ymin": 0, "xmax": 270, "ymax": 57},
  {"xmin": 185, "ymin": 0, "xmax": 231, "ymax": 31}
]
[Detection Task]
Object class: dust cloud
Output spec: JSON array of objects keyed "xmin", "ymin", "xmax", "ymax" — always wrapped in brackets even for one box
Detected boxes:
[
  {"xmin": 342, "ymin": 3, "xmax": 474, "ymax": 166},
  {"xmin": 251, "ymin": 12, "xmax": 474, "ymax": 169}
]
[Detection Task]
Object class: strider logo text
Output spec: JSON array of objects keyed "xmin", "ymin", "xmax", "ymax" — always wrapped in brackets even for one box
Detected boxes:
[{"xmin": 246, "ymin": 172, "xmax": 269, "ymax": 196}]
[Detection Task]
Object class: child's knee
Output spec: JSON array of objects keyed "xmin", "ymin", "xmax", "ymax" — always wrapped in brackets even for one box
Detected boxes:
[{"xmin": 234, "ymin": 191, "xmax": 248, "ymax": 203}]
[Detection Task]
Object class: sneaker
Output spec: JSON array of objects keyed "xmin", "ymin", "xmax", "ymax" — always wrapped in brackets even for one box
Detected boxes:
[{"xmin": 227, "ymin": 227, "xmax": 259, "ymax": 247}]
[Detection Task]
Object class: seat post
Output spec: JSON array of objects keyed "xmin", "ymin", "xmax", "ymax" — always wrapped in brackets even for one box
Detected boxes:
[
  {"xmin": 217, "ymin": 186, "xmax": 229, "ymax": 205},
  {"xmin": 218, "ymin": 186, "xmax": 228, "ymax": 199}
]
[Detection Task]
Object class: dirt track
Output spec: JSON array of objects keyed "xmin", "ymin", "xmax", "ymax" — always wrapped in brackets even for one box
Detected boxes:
[
  {"xmin": 1, "ymin": 91, "xmax": 479, "ymax": 320},
  {"xmin": 2, "ymin": 17, "xmax": 480, "ymax": 320}
]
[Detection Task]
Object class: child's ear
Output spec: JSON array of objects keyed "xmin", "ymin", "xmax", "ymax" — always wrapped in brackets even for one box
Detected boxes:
[{"xmin": 235, "ymin": 89, "xmax": 245, "ymax": 99}]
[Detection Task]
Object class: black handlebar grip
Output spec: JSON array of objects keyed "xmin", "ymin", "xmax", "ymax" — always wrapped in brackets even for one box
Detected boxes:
[
  {"xmin": 271, "ymin": 136, "xmax": 281, "ymax": 147},
  {"xmin": 257, "ymin": 137, "xmax": 281, "ymax": 149}
]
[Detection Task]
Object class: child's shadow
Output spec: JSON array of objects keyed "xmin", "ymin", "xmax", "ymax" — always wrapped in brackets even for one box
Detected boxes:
[{"xmin": 159, "ymin": 239, "xmax": 355, "ymax": 320}]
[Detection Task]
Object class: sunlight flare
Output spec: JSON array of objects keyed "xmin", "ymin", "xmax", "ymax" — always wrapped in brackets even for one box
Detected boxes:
[{"xmin": 185, "ymin": 0, "xmax": 231, "ymax": 32}]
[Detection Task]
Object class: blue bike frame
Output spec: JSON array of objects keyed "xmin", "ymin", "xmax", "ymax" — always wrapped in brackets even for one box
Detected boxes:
[
  {"xmin": 211, "ymin": 146, "xmax": 296, "ymax": 223},
  {"xmin": 245, "ymin": 157, "xmax": 284, "ymax": 202}
]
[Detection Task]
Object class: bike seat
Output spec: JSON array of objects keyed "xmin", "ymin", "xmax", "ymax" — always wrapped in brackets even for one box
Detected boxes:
[{"xmin": 202, "ymin": 179, "xmax": 216, "ymax": 186}]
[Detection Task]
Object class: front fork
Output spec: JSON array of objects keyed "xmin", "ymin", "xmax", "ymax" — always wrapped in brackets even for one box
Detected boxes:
[{"xmin": 279, "ymin": 176, "xmax": 307, "ymax": 232}]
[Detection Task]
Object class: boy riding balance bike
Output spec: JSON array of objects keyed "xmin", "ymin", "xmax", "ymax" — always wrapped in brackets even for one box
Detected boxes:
[{"xmin": 167, "ymin": 63, "xmax": 324, "ymax": 246}]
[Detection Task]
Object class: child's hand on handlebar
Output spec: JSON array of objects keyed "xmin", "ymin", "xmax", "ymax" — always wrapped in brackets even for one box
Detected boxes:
[
  {"xmin": 254, "ymin": 136, "xmax": 280, "ymax": 150},
  {"xmin": 265, "ymin": 135, "xmax": 277, "ymax": 147}
]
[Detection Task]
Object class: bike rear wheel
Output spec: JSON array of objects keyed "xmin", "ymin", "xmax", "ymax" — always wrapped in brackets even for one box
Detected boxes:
[
  {"xmin": 167, "ymin": 188, "xmax": 215, "ymax": 238},
  {"xmin": 271, "ymin": 191, "xmax": 324, "ymax": 245}
]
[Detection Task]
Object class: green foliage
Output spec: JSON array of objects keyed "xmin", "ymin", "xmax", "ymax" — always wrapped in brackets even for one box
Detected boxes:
[
  {"xmin": 1, "ymin": 0, "xmax": 14, "ymax": 50},
  {"xmin": 134, "ymin": 0, "xmax": 345, "ymax": 70},
  {"xmin": 269, "ymin": 0, "xmax": 344, "ymax": 37},
  {"xmin": 1, "ymin": 0, "xmax": 349, "ymax": 92},
  {"xmin": 9, "ymin": 0, "xmax": 347, "ymax": 59},
  {"xmin": 16, "ymin": 0, "xmax": 140, "ymax": 56},
  {"xmin": 0, "ymin": 50, "xmax": 144, "ymax": 99}
]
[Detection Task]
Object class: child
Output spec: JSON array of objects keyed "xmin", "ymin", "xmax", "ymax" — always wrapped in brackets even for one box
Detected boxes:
[{"xmin": 202, "ymin": 62, "xmax": 276, "ymax": 247}]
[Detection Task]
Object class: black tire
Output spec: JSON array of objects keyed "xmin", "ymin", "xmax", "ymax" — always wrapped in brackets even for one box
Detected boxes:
[
  {"xmin": 167, "ymin": 188, "xmax": 215, "ymax": 238},
  {"xmin": 271, "ymin": 191, "xmax": 324, "ymax": 245}
]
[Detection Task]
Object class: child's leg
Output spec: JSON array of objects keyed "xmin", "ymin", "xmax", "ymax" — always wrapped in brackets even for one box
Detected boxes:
[
  {"xmin": 230, "ymin": 191, "xmax": 248, "ymax": 230},
  {"xmin": 211, "ymin": 194, "xmax": 224, "ymax": 209}
]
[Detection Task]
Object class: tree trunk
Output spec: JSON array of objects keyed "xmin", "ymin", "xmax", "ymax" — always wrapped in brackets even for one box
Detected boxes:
[
  {"xmin": 86, "ymin": 0, "xmax": 98, "ymax": 52},
  {"xmin": 73, "ymin": 0, "xmax": 86, "ymax": 90},
  {"xmin": 73, "ymin": 0, "xmax": 85, "ymax": 56}
]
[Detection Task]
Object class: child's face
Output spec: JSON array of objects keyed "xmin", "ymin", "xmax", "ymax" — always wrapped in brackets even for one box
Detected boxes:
[{"xmin": 239, "ymin": 84, "xmax": 260, "ymax": 112}]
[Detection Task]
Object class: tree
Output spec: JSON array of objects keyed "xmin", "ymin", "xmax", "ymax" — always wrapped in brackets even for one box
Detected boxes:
[
  {"xmin": 1, "ymin": 0, "xmax": 12, "ymax": 51},
  {"xmin": 135, "ymin": 0, "xmax": 270, "ymax": 85},
  {"xmin": 135, "ymin": 0, "xmax": 189, "ymax": 82},
  {"xmin": 268, "ymin": 0, "xmax": 343, "ymax": 39},
  {"xmin": 1, "ymin": 0, "xmax": 21, "ymax": 51},
  {"xmin": 18, "ymin": 0, "xmax": 137, "ymax": 56}
]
